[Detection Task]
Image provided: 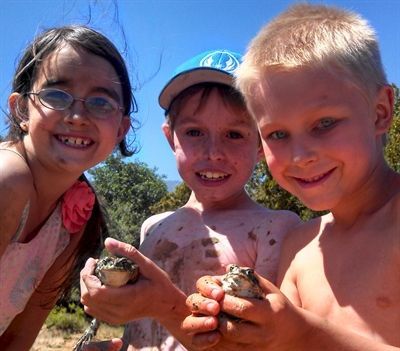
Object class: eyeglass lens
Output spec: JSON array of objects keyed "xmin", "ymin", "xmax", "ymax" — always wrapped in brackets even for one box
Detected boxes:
[{"xmin": 37, "ymin": 89, "xmax": 120, "ymax": 117}]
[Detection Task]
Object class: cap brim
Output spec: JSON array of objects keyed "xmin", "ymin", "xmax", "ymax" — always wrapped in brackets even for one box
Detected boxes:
[{"xmin": 158, "ymin": 67, "xmax": 234, "ymax": 111}]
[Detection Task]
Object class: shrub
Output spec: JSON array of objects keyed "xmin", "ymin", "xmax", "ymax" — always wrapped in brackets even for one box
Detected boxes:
[{"xmin": 45, "ymin": 303, "xmax": 86, "ymax": 333}]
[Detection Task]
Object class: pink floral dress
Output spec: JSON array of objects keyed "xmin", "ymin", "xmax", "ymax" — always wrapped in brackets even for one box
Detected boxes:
[{"xmin": 0, "ymin": 181, "xmax": 95, "ymax": 335}]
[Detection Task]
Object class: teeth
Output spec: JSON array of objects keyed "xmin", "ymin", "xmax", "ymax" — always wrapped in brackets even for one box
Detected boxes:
[
  {"xmin": 59, "ymin": 136, "xmax": 91, "ymax": 146},
  {"xmin": 199, "ymin": 171, "xmax": 227, "ymax": 180},
  {"xmin": 302, "ymin": 174, "xmax": 325, "ymax": 182}
]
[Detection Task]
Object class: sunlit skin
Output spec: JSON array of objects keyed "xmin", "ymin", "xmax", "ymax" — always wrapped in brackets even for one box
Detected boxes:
[
  {"xmin": 0, "ymin": 44, "xmax": 131, "ymax": 350},
  {"xmin": 163, "ymin": 88, "xmax": 263, "ymax": 210},
  {"xmin": 181, "ymin": 67, "xmax": 400, "ymax": 350},
  {"xmin": 16, "ymin": 44, "xmax": 130, "ymax": 185},
  {"xmin": 80, "ymin": 87, "xmax": 302, "ymax": 351},
  {"xmin": 252, "ymin": 67, "xmax": 393, "ymax": 218}
]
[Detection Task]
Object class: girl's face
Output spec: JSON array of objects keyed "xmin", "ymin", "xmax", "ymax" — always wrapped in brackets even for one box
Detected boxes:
[
  {"xmin": 163, "ymin": 88, "xmax": 262, "ymax": 207},
  {"xmin": 12, "ymin": 44, "xmax": 130, "ymax": 176}
]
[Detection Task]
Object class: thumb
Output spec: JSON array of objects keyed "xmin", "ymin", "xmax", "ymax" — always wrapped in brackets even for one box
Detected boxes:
[
  {"xmin": 80, "ymin": 258, "xmax": 102, "ymax": 296},
  {"xmin": 104, "ymin": 238, "xmax": 168, "ymax": 279},
  {"xmin": 254, "ymin": 271, "xmax": 281, "ymax": 295}
]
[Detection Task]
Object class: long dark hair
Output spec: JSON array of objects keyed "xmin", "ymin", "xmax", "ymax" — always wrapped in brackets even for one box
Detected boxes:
[
  {"xmin": 6, "ymin": 25, "xmax": 138, "ymax": 301},
  {"xmin": 8, "ymin": 25, "xmax": 137, "ymax": 156}
]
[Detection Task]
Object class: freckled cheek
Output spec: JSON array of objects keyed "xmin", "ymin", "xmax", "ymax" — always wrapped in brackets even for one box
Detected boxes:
[{"xmin": 173, "ymin": 148, "xmax": 196, "ymax": 171}]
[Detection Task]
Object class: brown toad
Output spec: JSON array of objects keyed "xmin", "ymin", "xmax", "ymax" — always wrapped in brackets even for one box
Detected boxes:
[
  {"xmin": 221, "ymin": 264, "xmax": 264, "ymax": 299},
  {"xmin": 219, "ymin": 264, "xmax": 264, "ymax": 323}
]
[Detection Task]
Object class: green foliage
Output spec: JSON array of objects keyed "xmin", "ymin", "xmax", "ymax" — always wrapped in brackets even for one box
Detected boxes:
[
  {"xmin": 45, "ymin": 303, "xmax": 86, "ymax": 332},
  {"xmin": 89, "ymin": 155, "xmax": 168, "ymax": 247},
  {"xmin": 385, "ymin": 85, "xmax": 400, "ymax": 172},
  {"xmin": 150, "ymin": 182, "xmax": 191, "ymax": 214}
]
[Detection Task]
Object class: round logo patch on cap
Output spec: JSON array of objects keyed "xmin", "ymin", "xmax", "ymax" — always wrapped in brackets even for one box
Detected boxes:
[{"xmin": 199, "ymin": 51, "xmax": 240, "ymax": 73}]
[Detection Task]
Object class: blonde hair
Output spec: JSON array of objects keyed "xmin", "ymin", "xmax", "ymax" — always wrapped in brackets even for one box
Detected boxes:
[{"xmin": 236, "ymin": 3, "xmax": 387, "ymax": 103}]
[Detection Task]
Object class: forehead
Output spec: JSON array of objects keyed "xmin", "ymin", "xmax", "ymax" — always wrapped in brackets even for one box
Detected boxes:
[
  {"xmin": 249, "ymin": 66, "xmax": 370, "ymax": 120},
  {"xmin": 34, "ymin": 44, "xmax": 122, "ymax": 92},
  {"xmin": 176, "ymin": 88, "xmax": 255, "ymax": 126}
]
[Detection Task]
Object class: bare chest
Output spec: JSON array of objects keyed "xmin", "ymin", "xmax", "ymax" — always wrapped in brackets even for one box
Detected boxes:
[{"xmin": 296, "ymin": 234, "xmax": 400, "ymax": 345}]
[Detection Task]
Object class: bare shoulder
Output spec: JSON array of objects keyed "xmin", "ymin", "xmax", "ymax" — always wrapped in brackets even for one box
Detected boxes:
[
  {"xmin": 0, "ymin": 149, "xmax": 33, "ymax": 252},
  {"xmin": 254, "ymin": 206, "xmax": 302, "ymax": 233},
  {"xmin": 140, "ymin": 211, "xmax": 174, "ymax": 243},
  {"xmin": 281, "ymin": 214, "xmax": 327, "ymax": 260},
  {"xmin": 277, "ymin": 214, "xmax": 327, "ymax": 287}
]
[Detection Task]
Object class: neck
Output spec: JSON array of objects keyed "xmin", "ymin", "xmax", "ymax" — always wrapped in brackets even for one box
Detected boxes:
[
  {"xmin": 184, "ymin": 190, "xmax": 261, "ymax": 214},
  {"xmin": 331, "ymin": 163, "xmax": 400, "ymax": 228}
]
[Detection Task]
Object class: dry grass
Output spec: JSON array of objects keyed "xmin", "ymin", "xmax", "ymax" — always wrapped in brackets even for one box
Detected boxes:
[{"xmin": 31, "ymin": 323, "xmax": 124, "ymax": 350}]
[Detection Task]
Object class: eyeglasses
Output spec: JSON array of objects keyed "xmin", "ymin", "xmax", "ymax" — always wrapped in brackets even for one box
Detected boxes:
[{"xmin": 26, "ymin": 88, "xmax": 124, "ymax": 119}]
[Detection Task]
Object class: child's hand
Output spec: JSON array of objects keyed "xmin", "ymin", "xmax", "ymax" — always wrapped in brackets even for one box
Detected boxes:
[
  {"xmin": 81, "ymin": 339, "xmax": 122, "ymax": 351},
  {"xmin": 183, "ymin": 272, "xmax": 304, "ymax": 350},
  {"xmin": 80, "ymin": 238, "xmax": 188, "ymax": 325}
]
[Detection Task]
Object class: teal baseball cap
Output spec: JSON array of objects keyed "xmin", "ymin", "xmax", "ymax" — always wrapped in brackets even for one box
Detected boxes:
[{"xmin": 159, "ymin": 49, "xmax": 242, "ymax": 111}]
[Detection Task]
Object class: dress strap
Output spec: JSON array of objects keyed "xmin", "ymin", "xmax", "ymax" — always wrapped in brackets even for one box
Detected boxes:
[{"xmin": 0, "ymin": 148, "xmax": 26, "ymax": 163}]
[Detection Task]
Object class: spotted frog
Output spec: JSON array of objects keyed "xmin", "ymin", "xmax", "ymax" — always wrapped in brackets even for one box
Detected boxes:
[{"xmin": 73, "ymin": 256, "xmax": 139, "ymax": 351}]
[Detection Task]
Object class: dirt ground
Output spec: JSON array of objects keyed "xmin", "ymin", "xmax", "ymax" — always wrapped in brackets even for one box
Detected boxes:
[{"xmin": 31, "ymin": 324, "xmax": 124, "ymax": 351}]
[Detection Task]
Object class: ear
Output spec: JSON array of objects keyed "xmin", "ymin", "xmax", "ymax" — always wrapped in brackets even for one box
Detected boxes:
[
  {"xmin": 374, "ymin": 85, "xmax": 394, "ymax": 136},
  {"xmin": 9, "ymin": 92, "xmax": 29, "ymax": 122},
  {"xmin": 162, "ymin": 122, "xmax": 176, "ymax": 152},
  {"xmin": 116, "ymin": 115, "xmax": 131, "ymax": 143}
]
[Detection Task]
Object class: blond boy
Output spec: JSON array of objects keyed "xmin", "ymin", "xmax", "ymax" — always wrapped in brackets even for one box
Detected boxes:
[{"xmin": 183, "ymin": 4, "xmax": 400, "ymax": 351}]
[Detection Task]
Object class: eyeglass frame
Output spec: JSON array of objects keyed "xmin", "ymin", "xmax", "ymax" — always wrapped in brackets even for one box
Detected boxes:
[{"xmin": 24, "ymin": 88, "xmax": 125, "ymax": 119}]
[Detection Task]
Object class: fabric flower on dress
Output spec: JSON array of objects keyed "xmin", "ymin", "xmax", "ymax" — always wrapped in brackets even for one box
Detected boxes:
[{"xmin": 62, "ymin": 181, "xmax": 95, "ymax": 234}]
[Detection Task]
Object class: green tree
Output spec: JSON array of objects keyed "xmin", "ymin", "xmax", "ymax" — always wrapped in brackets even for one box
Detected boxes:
[
  {"xmin": 246, "ymin": 162, "xmax": 322, "ymax": 220},
  {"xmin": 89, "ymin": 155, "xmax": 168, "ymax": 247},
  {"xmin": 385, "ymin": 84, "xmax": 400, "ymax": 172},
  {"xmin": 150, "ymin": 182, "xmax": 191, "ymax": 214}
]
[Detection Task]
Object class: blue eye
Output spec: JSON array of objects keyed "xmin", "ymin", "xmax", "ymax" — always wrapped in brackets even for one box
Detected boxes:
[
  {"xmin": 316, "ymin": 118, "xmax": 336, "ymax": 130},
  {"xmin": 87, "ymin": 97, "xmax": 115, "ymax": 112},
  {"xmin": 268, "ymin": 130, "xmax": 287, "ymax": 140}
]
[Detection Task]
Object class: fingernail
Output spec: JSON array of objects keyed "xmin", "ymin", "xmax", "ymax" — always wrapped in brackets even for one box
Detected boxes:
[
  {"xmin": 211, "ymin": 288, "xmax": 223, "ymax": 300},
  {"xmin": 206, "ymin": 302, "xmax": 217, "ymax": 313},
  {"xmin": 205, "ymin": 317, "xmax": 215, "ymax": 328}
]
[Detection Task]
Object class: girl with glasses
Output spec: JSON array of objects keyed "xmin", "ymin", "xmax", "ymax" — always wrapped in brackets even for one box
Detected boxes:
[{"xmin": 0, "ymin": 25, "xmax": 136, "ymax": 349}]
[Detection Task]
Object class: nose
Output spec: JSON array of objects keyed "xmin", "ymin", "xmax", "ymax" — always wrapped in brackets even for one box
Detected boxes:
[
  {"xmin": 291, "ymin": 137, "xmax": 318, "ymax": 166},
  {"xmin": 206, "ymin": 136, "xmax": 225, "ymax": 161},
  {"xmin": 64, "ymin": 100, "xmax": 90, "ymax": 124}
]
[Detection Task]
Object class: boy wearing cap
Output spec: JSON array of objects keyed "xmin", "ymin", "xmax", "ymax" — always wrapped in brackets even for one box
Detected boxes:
[
  {"xmin": 122, "ymin": 49, "xmax": 300, "ymax": 350},
  {"xmin": 80, "ymin": 50, "xmax": 300, "ymax": 351}
]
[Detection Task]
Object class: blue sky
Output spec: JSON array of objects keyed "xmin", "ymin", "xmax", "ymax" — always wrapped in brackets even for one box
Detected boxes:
[{"xmin": 1, "ymin": 0, "xmax": 399, "ymax": 181}]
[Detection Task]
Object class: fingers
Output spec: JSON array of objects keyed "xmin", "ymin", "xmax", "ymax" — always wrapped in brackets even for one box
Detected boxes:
[
  {"xmin": 186, "ymin": 293, "xmax": 220, "ymax": 316},
  {"xmin": 219, "ymin": 294, "xmax": 270, "ymax": 323},
  {"xmin": 195, "ymin": 275, "xmax": 225, "ymax": 301},
  {"xmin": 82, "ymin": 338, "xmax": 123, "ymax": 351},
  {"xmin": 80, "ymin": 258, "xmax": 102, "ymax": 305}
]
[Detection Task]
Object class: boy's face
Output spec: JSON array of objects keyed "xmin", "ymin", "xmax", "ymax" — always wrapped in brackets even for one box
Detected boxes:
[
  {"xmin": 163, "ymin": 88, "xmax": 262, "ymax": 205},
  {"xmin": 250, "ymin": 67, "xmax": 393, "ymax": 212}
]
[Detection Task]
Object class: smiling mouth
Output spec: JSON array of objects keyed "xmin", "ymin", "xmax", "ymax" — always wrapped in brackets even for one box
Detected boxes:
[
  {"xmin": 295, "ymin": 168, "xmax": 335, "ymax": 184},
  {"xmin": 197, "ymin": 171, "xmax": 229, "ymax": 180},
  {"xmin": 57, "ymin": 135, "xmax": 93, "ymax": 147}
]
